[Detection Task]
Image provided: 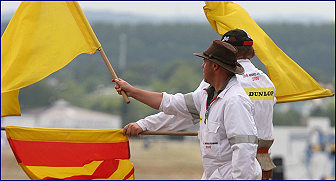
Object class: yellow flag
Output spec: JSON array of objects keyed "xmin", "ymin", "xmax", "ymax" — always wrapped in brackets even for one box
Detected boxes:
[
  {"xmin": 203, "ymin": 1, "xmax": 334, "ymax": 103},
  {"xmin": 1, "ymin": 1, "xmax": 101, "ymax": 117}
]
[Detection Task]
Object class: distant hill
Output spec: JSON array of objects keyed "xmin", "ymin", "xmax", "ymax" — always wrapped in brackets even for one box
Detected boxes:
[
  {"xmin": 0, "ymin": 10, "xmax": 206, "ymax": 24},
  {"xmin": 1, "ymin": 19, "xmax": 334, "ymax": 124},
  {"xmin": 84, "ymin": 11, "xmax": 206, "ymax": 24},
  {"xmin": 1, "ymin": 10, "xmax": 333, "ymax": 24},
  {"xmin": 1, "ymin": 20, "xmax": 334, "ymax": 85}
]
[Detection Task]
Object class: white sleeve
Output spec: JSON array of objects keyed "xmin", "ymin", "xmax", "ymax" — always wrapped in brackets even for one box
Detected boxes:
[
  {"xmin": 136, "ymin": 112, "xmax": 194, "ymax": 132},
  {"xmin": 224, "ymin": 96, "xmax": 259, "ymax": 179},
  {"xmin": 159, "ymin": 92, "xmax": 194, "ymax": 118},
  {"xmin": 136, "ymin": 80, "xmax": 207, "ymax": 132}
]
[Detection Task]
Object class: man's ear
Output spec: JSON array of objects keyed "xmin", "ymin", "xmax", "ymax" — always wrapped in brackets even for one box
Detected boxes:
[{"xmin": 213, "ymin": 63, "xmax": 220, "ymax": 71}]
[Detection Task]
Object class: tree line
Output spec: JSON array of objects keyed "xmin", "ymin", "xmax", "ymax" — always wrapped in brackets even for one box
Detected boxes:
[{"xmin": 1, "ymin": 21, "xmax": 335, "ymax": 126}]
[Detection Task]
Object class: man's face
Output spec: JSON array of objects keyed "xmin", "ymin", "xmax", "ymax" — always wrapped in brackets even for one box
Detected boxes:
[{"xmin": 202, "ymin": 58, "xmax": 214, "ymax": 84}]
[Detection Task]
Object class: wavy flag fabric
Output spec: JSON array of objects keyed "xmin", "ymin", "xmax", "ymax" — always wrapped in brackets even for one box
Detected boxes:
[
  {"xmin": 1, "ymin": 1, "xmax": 101, "ymax": 117},
  {"xmin": 203, "ymin": 1, "xmax": 334, "ymax": 103},
  {"xmin": 5, "ymin": 126, "xmax": 134, "ymax": 180}
]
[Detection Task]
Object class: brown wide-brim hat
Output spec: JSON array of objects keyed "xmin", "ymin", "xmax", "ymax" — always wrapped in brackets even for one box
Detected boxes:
[{"xmin": 193, "ymin": 40, "xmax": 244, "ymax": 75}]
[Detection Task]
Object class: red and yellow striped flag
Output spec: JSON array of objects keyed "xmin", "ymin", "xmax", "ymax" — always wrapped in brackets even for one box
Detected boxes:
[{"xmin": 5, "ymin": 126, "xmax": 134, "ymax": 180}]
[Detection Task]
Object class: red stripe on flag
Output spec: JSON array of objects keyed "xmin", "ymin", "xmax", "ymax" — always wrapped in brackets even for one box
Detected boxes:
[
  {"xmin": 42, "ymin": 160, "xmax": 120, "ymax": 180},
  {"xmin": 8, "ymin": 138, "xmax": 130, "ymax": 166},
  {"xmin": 7, "ymin": 137, "xmax": 23, "ymax": 163},
  {"xmin": 123, "ymin": 167, "xmax": 135, "ymax": 180}
]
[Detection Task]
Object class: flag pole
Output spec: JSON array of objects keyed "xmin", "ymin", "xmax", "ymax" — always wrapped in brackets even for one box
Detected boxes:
[
  {"xmin": 73, "ymin": 2, "xmax": 130, "ymax": 104},
  {"xmin": 140, "ymin": 131, "xmax": 198, "ymax": 136},
  {"xmin": 98, "ymin": 47, "xmax": 130, "ymax": 104}
]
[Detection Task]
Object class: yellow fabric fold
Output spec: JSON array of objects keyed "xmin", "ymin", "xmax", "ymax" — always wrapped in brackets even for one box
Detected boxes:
[
  {"xmin": 21, "ymin": 160, "xmax": 134, "ymax": 180},
  {"xmin": 21, "ymin": 161, "xmax": 103, "ymax": 180},
  {"xmin": 1, "ymin": 1, "xmax": 101, "ymax": 117},
  {"xmin": 1, "ymin": 90, "xmax": 21, "ymax": 117},
  {"xmin": 204, "ymin": 1, "xmax": 334, "ymax": 103},
  {"xmin": 5, "ymin": 126, "xmax": 128, "ymax": 143}
]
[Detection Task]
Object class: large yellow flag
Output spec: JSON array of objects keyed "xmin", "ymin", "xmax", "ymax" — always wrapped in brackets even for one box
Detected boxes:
[
  {"xmin": 203, "ymin": 1, "xmax": 334, "ymax": 103},
  {"xmin": 5, "ymin": 126, "xmax": 134, "ymax": 180},
  {"xmin": 1, "ymin": 1, "xmax": 101, "ymax": 117}
]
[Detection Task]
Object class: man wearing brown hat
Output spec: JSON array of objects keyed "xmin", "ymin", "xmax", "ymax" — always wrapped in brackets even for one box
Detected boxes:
[
  {"xmin": 124, "ymin": 29, "xmax": 276, "ymax": 180},
  {"xmin": 114, "ymin": 40, "xmax": 261, "ymax": 179}
]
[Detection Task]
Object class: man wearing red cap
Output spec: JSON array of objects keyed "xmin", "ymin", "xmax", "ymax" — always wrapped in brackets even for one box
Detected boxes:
[
  {"xmin": 122, "ymin": 29, "xmax": 276, "ymax": 180},
  {"xmin": 220, "ymin": 29, "xmax": 276, "ymax": 180},
  {"xmin": 114, "ymin": 40, "xmax": 261, "ymax": 179}
]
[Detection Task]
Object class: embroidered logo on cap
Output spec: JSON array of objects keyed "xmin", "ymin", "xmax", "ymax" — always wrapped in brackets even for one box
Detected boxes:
[
  {"xmin": 222, "ymin": 36, "xmax": 236, "ymax": 42},
  {"xmin": 222, "ymin": 36, "xmax": 229, "ymax": 41}
]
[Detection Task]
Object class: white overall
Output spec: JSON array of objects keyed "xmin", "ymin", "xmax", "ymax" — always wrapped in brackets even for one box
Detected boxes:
[
  {"xmin": 136, "ymin": 59, "xmax": 275, "ymax": 179},
  {"xmin": 157, "ymin": 76, "xmax": 261, "ymax": 179}
]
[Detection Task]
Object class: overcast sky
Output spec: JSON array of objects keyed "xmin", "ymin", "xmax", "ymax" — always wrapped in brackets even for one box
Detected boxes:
[{"xmin": 1, "ymin": 1, "xmax": 335, "ymax": 22}]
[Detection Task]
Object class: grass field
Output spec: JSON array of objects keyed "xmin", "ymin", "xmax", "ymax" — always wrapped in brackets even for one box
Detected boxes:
[{"xmin": 1, "ymin": 138, "xmax": 203, "ymax": 180}]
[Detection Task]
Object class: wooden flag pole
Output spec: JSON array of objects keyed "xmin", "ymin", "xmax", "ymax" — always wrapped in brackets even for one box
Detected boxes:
[
  {"xmin": 98, "ymin": 47, "xmax": 130, "ymax": 104},
  {"xmin": 97, "ymin": 49, "xmax": 197, "ymax": 136},
  {"xmin": 1, "ymin": 127, "xmax": 197, "ymax": 136}
]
